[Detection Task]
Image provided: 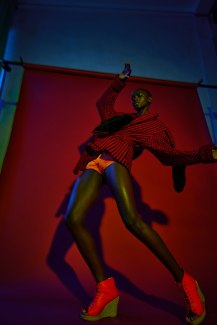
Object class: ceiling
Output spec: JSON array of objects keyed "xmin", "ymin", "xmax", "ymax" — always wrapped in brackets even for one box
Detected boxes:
[{"xmin": 17, "ymin": 0, "xmax": 217, "ymax": 15}]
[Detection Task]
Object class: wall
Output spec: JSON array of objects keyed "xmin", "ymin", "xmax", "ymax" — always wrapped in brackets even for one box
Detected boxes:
[
  {"xmin": 0, "ymin": 66, "xmax": 24, "ymax": 172},
  {"xmin": 4, "ymin": 3, "xmax": 217, "ymax": 112},
  {"xmin": 3, "ymin": 5, "xmax": 210, "ymax": 83},
  {"xmin": 0, "ymin": 0, "xmax": 16, "ymax": 58},
  {"xmin": 0, "ymin": 0, "xmax": 21, "ymax": 172},
  {"xmin": 1, "ymin": 3, "xmax": 217, "ymax": 172}
]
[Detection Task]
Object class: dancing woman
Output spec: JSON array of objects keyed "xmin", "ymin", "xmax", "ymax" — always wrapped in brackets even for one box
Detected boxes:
[{"xmin": 65, "ymin": 64, "xmax": 217, "ymax": 324}]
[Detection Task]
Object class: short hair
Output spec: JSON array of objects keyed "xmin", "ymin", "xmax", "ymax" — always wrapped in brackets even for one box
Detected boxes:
[{"xmin": 132, "ymin": 88, "xmax": 152, "ymax": 98}]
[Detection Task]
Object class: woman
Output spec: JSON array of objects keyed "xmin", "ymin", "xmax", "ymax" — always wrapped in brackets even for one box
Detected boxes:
[{"xmin": 65, "ymin": 64, "xmax": 217, "ymax": 324}]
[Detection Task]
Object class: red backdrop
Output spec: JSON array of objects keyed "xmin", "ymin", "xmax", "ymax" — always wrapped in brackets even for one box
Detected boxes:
[{"xmin": 0, "ymin": 66, "xmax": 217, "ymax": 323}]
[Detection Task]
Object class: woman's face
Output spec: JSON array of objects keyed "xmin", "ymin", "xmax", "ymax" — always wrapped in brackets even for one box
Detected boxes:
[{"xmin": 131, "ymin": 89, "xmax": 152, "ymax": 114}]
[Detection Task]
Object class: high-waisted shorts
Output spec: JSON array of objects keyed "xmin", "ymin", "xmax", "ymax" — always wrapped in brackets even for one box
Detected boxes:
[{"xmin": 86, "ymin": 152, "xmax": 116, "ymax": 175}]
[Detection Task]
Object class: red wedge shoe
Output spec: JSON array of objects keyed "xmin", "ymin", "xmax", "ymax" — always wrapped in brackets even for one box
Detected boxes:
[
  {"xmin": 81, "ymin": 277, "xmax": 119, "ymax": 321},
  {"xmin": 178, "ymin": 272, "xmax": 206, "ymax": 325}
]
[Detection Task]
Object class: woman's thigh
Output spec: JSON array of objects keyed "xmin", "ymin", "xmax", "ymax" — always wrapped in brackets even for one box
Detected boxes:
[
  {"xmin": 104, "ymin": 163, "xmax": 138, "ymax": 223},
  {"xmin": 65, "ymin": 169, "xmax": 104, "ymax": 223}
]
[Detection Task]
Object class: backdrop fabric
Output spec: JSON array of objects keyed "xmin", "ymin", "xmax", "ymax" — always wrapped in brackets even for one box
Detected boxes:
[{"xmin": 0, "ymin": 66, "xmax": 216, "ymax": 323}]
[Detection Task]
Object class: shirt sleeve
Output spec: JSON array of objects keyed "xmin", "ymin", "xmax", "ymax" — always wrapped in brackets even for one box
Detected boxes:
[
  {"xmin": 144, "ymin": 130, "xmax": 216, "ymax": 166},
  {"xmin": 96, "ymin": 75, "xmax": 126, "ymax": 122}
]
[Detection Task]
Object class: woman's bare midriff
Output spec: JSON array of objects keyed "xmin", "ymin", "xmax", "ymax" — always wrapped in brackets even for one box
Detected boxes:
[{"xmin": 100, "ymin": 151, "xmax": 116, "ymax": 161}]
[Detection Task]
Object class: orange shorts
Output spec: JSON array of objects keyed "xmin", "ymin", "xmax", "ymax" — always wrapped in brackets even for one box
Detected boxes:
[{"xmin": 86, "ymin": 153, "xmax": 115, "ymax": 175}]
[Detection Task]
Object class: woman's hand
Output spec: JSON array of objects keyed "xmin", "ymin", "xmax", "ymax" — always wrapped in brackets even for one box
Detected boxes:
[
  {"xmin": 119, "ymin": 63, "xmax": 131, "ymax": 80},
  {"xmin": 212, "ymin": 146, "xmax": 217, "ymax": 160}
]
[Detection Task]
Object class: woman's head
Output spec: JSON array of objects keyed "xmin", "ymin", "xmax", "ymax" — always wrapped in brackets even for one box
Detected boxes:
[{"xmin": 131, "ymin": 88, "xmax": 152, "ymax": 115}]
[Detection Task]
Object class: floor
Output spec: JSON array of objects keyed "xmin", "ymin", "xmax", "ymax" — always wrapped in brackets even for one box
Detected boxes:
[{"xmin": 0, "ymin": 280, "xmax": 216, "ymax": 325}]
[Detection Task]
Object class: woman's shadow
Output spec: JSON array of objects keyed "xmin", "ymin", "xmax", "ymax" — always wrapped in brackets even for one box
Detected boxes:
[{"xmin": 46, "ymin": 142, "xmax": 184, "ymax": 322}]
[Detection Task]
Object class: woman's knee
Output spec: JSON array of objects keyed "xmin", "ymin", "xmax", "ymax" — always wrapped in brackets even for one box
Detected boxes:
[
  {"xmin": 121, "ymin": 210, "xmax": 140, "ymax": 230},
  {"xmin": 64, "ymin": 208, "xmax": 84, "ymax": 230},
  {"xmin": 122, "ymin": 211, "xmax": 150, "ymax": 234}
]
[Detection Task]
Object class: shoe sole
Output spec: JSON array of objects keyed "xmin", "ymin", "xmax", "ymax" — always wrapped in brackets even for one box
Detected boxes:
[
  {"xmin": 185, "ymin": 283, "xmax": 206, "ymax": 325},
  {"xmin": 81, "ymin": 296, "xmax": 119, "ymax": 321}
]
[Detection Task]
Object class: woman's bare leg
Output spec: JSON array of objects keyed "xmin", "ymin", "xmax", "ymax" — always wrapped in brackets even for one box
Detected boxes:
[
  {"xmin": 64, "ymin": 169, "xmax": 108, "ymax": 283},
  {"xmin": 104, "ymin": 163, "xmax": 183, "ymax": 282}
]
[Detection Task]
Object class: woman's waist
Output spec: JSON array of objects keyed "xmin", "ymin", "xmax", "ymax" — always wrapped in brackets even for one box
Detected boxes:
[{"xmin": 99, "ymin": 150, "xmax": 116, "ymax": 161}]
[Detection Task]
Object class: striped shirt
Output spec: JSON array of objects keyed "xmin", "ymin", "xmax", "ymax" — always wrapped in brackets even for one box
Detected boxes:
[{"xmin": 73, "ymin": 76, "xmax": 215, "ymax": 174}]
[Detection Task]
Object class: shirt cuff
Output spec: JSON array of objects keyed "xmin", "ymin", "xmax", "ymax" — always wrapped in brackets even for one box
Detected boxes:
[{"xmin": 110, "ymin": 75, "xmax": 126, "ymax": 92}]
